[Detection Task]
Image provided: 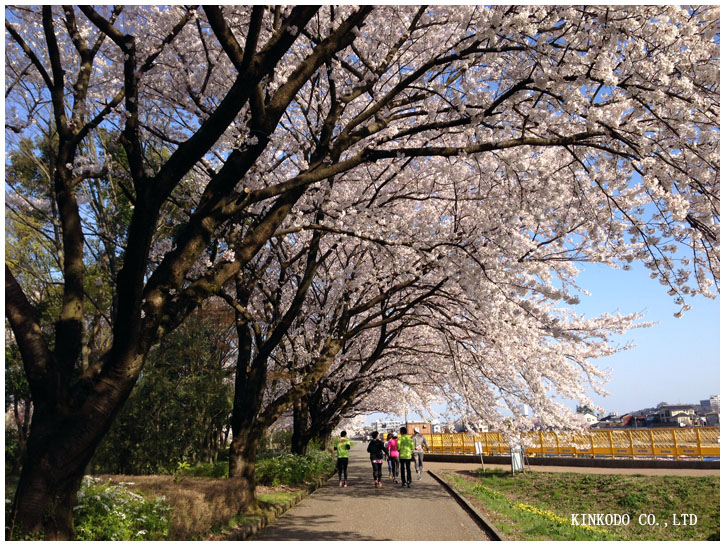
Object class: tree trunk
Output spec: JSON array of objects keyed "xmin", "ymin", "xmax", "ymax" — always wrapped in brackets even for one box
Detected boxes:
[
  {"xmin": 7, "ymin": 405, "xmax": 114, "ymax": 540},
  {"xmin": 291, "ymin": 398, "xmax": 311, "ymax": 455},
  {"xmin": 227, "ymin": 430, "xmax": 260, "ymax": 508},
  {"xmin": 312, "ymin": 427, "xmax": 334, "ymax": 451},
  {"xmin": 4, "ymin": 314, "xmax": 143, "ymax": 542}
]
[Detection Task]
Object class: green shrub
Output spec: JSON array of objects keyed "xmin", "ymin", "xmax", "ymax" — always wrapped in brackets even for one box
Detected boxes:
[
  {"xmin": 175, "ymin": 461, "xmax": 229, "ymax": 478},
  {"xmin": 169, "ymin": 450, "xmax": 335, "ymax": 482},
  {"xmin": 73, "ymin": 477, "xmax": 172, "ymax": 540},
  {"xmin": 256, "ymin": 450, "xmax": 335, "ymax": 486}
]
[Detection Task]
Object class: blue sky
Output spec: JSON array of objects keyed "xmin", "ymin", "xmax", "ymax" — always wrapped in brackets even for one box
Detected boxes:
[
  {"xmin": 367, "ymin": 261, "xmax": 720, "ymax": 425},
  {"xmin": 572, "ymin": 262, "xmax": 720, "ymax": 415}
]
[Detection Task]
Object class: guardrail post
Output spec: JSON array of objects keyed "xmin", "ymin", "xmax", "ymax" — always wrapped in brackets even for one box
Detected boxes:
[
  {"xmin": 608, "ymin": 430, "xmax": 615, "ymax": 458},
  {"xmin": 555, "ymin": 433, "xmax": 561, "ymax": 456},
  {"xmin": 484, "ymin": 432, "xmax": 489, "ymax": 456},
  {"xmin": 695, "ymin": 428, "xmax": 703, "ymax": 460},
  {"xmin": 539, "ymin": 431, "xmax": 545, "ymax": 457},
  {"xmin": 589, "ymin": 431, "xmax": 595, "ymax": 459},
  {"xmin": 671, "ymin": 428, "xmax": 679, "ymax": 460},
  {"xmin": 628, "ymin": 430, "xmax": 634, "ymax": 459},
  {"xmin": 649, "ymin": 429, "xmax": 656, "ymax": 460}
]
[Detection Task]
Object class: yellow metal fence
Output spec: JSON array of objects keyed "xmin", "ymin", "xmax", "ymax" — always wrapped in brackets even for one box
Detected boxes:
[{"xmin": 426, "ymin": 427, "xmax": 720, "ymax": 460}]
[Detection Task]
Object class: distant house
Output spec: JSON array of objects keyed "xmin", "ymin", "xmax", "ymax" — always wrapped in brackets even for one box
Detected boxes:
[
  {"xmin": 671, "ymin": 412, "xmax": 694, "ymax": 427},
  {"xmin": 453, "ymin": 419, "xmax": 489, "ymax": 433},
  {"xmin": 580, "ymin": 413, "xmax": 598, "ymax": 426},
  {"xmin": 656, "ymin": 405, "xmax": 696, "ymax": 425},
  {"xmin": 406, "ymin": 421, "xmax": 434, "ymax": 435},
  {"xmin": 592, "ymin": 414, "xmax": 622, "ymax": 428},
  {"xmin": 370, "ymin": 420, "xmax": 404, "ymax": 437},
  {"xmin": 705, "ymin": 412, "xmax": 720, "ymax": 426},
  {"xmin": 625, "ymin": 415, "xmax": 647, "ymax": 428}
]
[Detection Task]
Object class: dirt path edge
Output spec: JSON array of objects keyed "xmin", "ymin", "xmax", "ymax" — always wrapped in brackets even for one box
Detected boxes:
[
  {"xmin": 427, "ymin": 469, "xmax": 503, "ymax": 541},
  {"xmin": 208, "ymin": 471, "xmax": 336, "ymax": 541}
]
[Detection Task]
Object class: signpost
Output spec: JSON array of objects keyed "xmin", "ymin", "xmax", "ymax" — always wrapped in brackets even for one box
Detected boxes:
[
  {"xmin": 511, "ymin": 445, "xmax": 525, "ymax": 474},
  {"xmin": 475, "ymin": 441, "xmax": 485, "ymax": 472}
]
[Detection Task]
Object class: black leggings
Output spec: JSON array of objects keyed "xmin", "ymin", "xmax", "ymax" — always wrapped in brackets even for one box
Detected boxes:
[
  {"xmin": 399, "ymin": 458, "xmax": 412, "ymax": 484},
  {"xmin": 337, "ymin": 458, "xmax": 349, "ymax": 481},
  {"xmin": 390, "ymin": 457, "xmax": 399, "ymax": 478},
  {"xmin": 371, "ymin": 460, "xmax": 383, "ymax": 482}
]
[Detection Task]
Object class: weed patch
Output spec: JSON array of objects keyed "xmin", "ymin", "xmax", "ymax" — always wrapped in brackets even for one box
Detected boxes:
[
  {"xmin": 73, "ymin": 477, "xmax": 172, "ymax": 541},
  {"xmin": 256, "ymin": 450, "xmax": 335, "ymax": 486},
  {"xmin": 444, "ymin": 470, "xmax": 719, "ymax": 541}
]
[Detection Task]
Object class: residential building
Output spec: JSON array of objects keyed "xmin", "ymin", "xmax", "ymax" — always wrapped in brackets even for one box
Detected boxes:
[
  {"xmin": 591, "ymin": 414, "xmax": 623, "ymax": 428},
  {"xmin": 700, "ymin": 395, "xmax": 720, "ymax": 413},
  {"xmin": 370, "ymin": 420, "xmax": 404, "ymax": 436},
  {"xmin": 453, "ymin": 419, "xmax": 489, "ymax": 433},
  {"xmin": 406, "ymin": 421, "xmax": 434, "ymax": 435},
  {"xmin": 656, "ymin": 405, "xmax": 696, "ymax": 424}
]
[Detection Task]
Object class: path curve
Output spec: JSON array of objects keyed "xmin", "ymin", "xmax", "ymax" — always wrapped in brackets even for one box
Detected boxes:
[{"xmin": 253, "ymin": 446, "xmax": 491, "ymax": 541}]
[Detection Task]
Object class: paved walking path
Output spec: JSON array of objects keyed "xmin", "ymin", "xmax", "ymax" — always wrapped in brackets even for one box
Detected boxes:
[{"xmin": 253, "ymin": 448, "xmax": 490, "ymax": 541}]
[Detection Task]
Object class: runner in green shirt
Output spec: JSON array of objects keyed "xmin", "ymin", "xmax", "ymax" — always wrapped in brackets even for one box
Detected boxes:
[
  {"xmin": 334, "ymin": 431, "xmax": 352, "ymax": 487},
  {"xmin": 397, "ymin": 427, "xmax": 415, "ymax": 487}
]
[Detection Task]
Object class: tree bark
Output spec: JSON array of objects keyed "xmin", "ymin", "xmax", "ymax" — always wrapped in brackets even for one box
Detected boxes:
[
  {"xmin": 291, "ymin": 398, "xmax": 312, "ymax": 455},
  {"xmin": 227, "ymin": 430, "xmax": 261, "ymax": 508},
  {"xmin": 7, "ymin": 390, "xmax": 130, "ymax": 540},
  {"xmin": 311, "ymin": 427, "xmax": 334, "ymax": 452},
  {"xmin": 227, "ymin": 278, "xmax": 266, "ymax": 505}
]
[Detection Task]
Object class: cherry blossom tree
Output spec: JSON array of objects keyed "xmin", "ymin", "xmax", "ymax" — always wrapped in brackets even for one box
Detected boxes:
[
  {"xmin": 220, "ymin": 223, "xmax": 449, "ymax": 487},
  {"xmin": 5, "ymin": 5, "xmax": 718, "ymax": 539}
]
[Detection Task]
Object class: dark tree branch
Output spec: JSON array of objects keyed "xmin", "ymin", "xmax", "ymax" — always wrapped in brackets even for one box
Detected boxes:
[{"xmin": 5, "ymin": 266, "xmax": 56, "ymax": 405}]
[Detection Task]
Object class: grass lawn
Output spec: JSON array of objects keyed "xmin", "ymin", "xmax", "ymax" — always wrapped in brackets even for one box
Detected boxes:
[{"xmin": 443, "ymin": 469, "xmax": 719, "ymax": 541}]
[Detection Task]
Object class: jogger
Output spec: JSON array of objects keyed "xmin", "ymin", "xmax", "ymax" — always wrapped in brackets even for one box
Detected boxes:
[
  {"xmin": 334, "ymin": 431, "xmax": 352, "ymax": 487},
  {"xmin": 412, "ymin": 427, "xmax": 429, "ymax": 479},
  {"xmin": 397, "ymin": 426, "xmax": 415, "ymax": 487},
  {"xmin": 387, "ymin": 433, "xmax": 400, "ymax": 483},
  {"xmin": 366, "ymin": 431, "xmax": 389, "ymax": 488}
]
